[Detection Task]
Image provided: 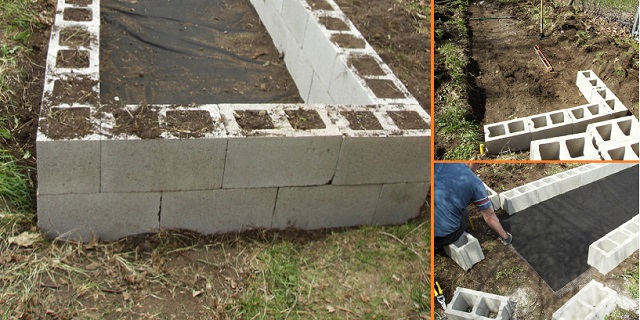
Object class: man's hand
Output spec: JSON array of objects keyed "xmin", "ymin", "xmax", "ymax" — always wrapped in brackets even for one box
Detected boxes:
[{"xmin": 501, "ymin": 232, "xmax": 513, "ymax": 245}]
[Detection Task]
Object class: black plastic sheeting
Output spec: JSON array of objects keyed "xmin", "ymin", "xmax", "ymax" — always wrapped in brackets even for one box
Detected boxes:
[
  {"xmin": 503, "ymin": 165, "xmax": 639, "ymax": 291},
  {"xmin": 100, "ymin": 0, "xmax": 301, "ymax": 105}
]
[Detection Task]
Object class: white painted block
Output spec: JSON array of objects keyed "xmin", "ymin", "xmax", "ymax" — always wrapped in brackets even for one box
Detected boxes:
[
  {"xmin": 567, "ymin": 103, "xmax": 612, "ymax": 133},
  {"xmin": 527, "ymin": 109, "xmax": 573, "ymax": 141},
  {"xmin": 101, "ymin": 138, "xmax": 227, "ymax": 192},
  {"xmin": 484, "ymin": 118, "xmax": 532, "ymax": 154},
  {"xmin": 576, "ymin": 70, "xmax": 606, "ymax": 103},
  {"xmin": 302, "ymin": 12, "xmax": 339, "ymax": 91},
  {"xmin": 553, "ymin": 280, "xmax": 618, "ymax": 320},
  {"xmin": 444, "ymin": 233, "xmax": 485, "ymax": 271},
  {"xmin": 161, "ymin": 188, "xmax": 278, "ymax": 234},
  {"xmin": 588, "ymin": 215, "xmax": 640, "ymax": 275},
  {"xmin": 484, "ymin": 183, "xmax": 501, "ymax": 210},
  {"xmin": 281, "ymin": 0, "xmax": 310, "ymax": 49},
  {"xmin": 327, "ymin": 56, "xmax": 374, "ymax": 104},
  {"xmin": 37, "ymin": 139, "xmax": 101, "ymax": 195},
  {"xmin": 592, "ymin": 89, "xmax": 629, "ymax": 118},
  {"xmin": 446, "ymin": 287, "xmax": 514, "ymax": 320},
  {"xmin": 273, "ymin": 184, "xmax": 381, "ymax": 229},
  {"xmin": 38, "ymin": 192, "xmax": 160, "ymax": 242},
  {"xmin": 587, "ymin": 116, "xmax": 639, "ymax": 151},
  {"xmin": 373, "ymin": 182, "xmax": 428, "ymax": 225},
  {"xmin": 530, "ymin": 133, "xmax": 600, "ymax": 160},
  {"xmin": 600, "ymin": 140, "xmax": 640, "ymax": 160},
  {"xmin": 307, "ymin": 72, "xmax": 334, "ymax": 104}
]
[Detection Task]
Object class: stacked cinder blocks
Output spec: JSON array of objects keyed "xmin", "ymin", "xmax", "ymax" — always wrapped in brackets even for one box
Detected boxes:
[
  {"xmin": 587, "ymin": 116, "xmax": 640, "ymax": 160},
  {"xmin": 250, "ymin": 0, "xmax": 416, "ymax": 106},
  {"xmin": 444, "ymin": 232, "xmax": 485, "ymax": 271},
  {"xmin": 484, "ymin": 70, "xmax": 634, "ymax": 158},
  {"xmin": 499, "ymin": 163, "xmax": 636, "ymax": 215},
  {"xmin": 445, "ymin": 287, "xmax": 515, "ymax": 320},
  {"xmin": 588, "ymin": 215, "xmax": 640, "ymax": 275},
  {"xmin": 37, "ymin": 0, "xmax": 431, "ymax": 241},
  {"xmin": 552, "ymin": 280, "xmax": 618, "ymax": 320}
]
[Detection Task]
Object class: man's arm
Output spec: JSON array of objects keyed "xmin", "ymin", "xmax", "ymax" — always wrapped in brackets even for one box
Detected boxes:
[{"xmin": 480, "ymin": 206, "xmax": 509, "ymax": 240}]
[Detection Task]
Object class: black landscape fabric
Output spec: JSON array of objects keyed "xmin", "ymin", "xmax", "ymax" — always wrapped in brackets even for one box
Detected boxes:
[
  {"xmin": 100, "ymin": 0, "xmax": 301, "ymax": 104},
  {"xmin": 503, "ymin": 165, "xmax": 639, "ymax": 291}
]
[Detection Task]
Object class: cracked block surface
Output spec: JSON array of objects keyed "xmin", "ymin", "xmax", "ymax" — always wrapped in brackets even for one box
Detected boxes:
[
  {"xmin": 38, "ymin": 192, "xmax": 161, "ymax": 241},
  {"xmin": 161, "ymin": 188, "xmax": 278, "ymax": 234}
]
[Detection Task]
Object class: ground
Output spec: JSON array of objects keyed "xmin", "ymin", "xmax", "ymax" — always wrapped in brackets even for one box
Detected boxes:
[
  {"xmin": 0, "ymin": 0, "xmax": 429, "ymax": 318},
  {"xmin": 434, "ymin": 0, "xmax": 639, "ymax": 159},
  {"xmin": 434, "ymin": 163, "xmax": 639, "ymax": 320}
]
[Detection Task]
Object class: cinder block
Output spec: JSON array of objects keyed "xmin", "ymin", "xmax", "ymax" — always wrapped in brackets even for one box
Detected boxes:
[
  {"xmin": 586, "ymin": 116, "xmax": 639, "ymax": 151},
  {"xmin": 373, "ymin": 182, "xmax": 428, "ymax": 225},
  {"xmin": 273, "ymin": 184, "xmax": 381, "ymax": 229},
  {"xmin": 484, "ymin": 183, "xmax": 500, "ymax": 210},
  {"xmin": 527, "ymin": 109, "xmax": 573, "ymax": 140},
  {"xmin": 576, "ymin": 70, "xmax": 606, "ymax": 103},
  {"xmin": 484, "ymin": 118, "xmax": 532, "ymax": 154},
  {"xmin": 553, "ymin": 280, "xmax": 618, "ymax": 320},
  {"xmin": 444, "ymin": 232, "xmax": 485, "ymax": 271},
  {"xmin": 161, "ymin": 188, "xmax": 278, "ymax": 234},
  {"xmin": 327, "ymin": 55, "xmax": 374, "ymax": 104},
  {"xmin": 283, "ymin": 42, "xmax": 315, "ymax": 102},
  {"xmin": 445, "ymin": 287, "xmax": 514, "ymax": 320},
  {"xmin": 37, "ymin": 139, "xmax": 101, "ymax": 195},
  {"xmin": 530, "ymin": 133, "xmax": 599, "ymax": 160},
  {"xmin": 38, "ymin": 192, "xmax": 161, "ymax": 242},
  {"xmin": 592, "ymin": 89, "xmax": 629, "ymax": 118},
  {"xmin": 600, "ymin": 140, "xmax": 640, "ymax": 160},
  {"xmin": 302, "ymin": 12, "xmax": 340, "ymax": 91},
  {"xmin": 307, "ymin": 72, "xmax": 334, "ymax": 104},
  {"xmin": 588, "ymin": 215, "xmax": 640, "ymax": 275},
  {"xmin": 101, "ymin": 138, "xmax": 227, "ymax": 192},
  {"xmin": 281, "ymin": 0, "xmax": 310, "ymax": 49},
  {"xmin": 567, "ymin": 103, "xmax": 612, "ymax": 133}
]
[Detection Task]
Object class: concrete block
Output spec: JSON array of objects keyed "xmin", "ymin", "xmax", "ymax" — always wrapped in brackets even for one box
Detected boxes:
[
  {"xmin": 484, "ymin": 118, "xmax": 532, "ymax": 154},
  {"xmin": 37, "ymin": 139, "xmax": 101, "ymax": 195},
  {"xmin": 161, "ymin": 188, "xmax": 278, "ymax": 234},
  {"xmin": 600, "ymin": 140, "xmax": 640, "ymax": 161},
  {"xmin": 373, "ymin": 182, "xmax": 428, "ymax": 225},
  {"xmin": 591, "ymin": 88, "xmax": 629, "ymax": 118},
  {"xmin": 576, "ymin": 70, "xmax": 606, "ymax": 103},
  {"xmin": 38, "ymin": 192, "xmax": 160, "ymax": 242},
  {"xmin": 484, "ymin": 183, "xmax": 500, "ymax": 210},
  {"xmin": 282, "ymin": 0, "xmax": 310, "ymax": 49},
  {"xmin": 444, "ymin": 233, "xmax": 485, "ymax": 271},
  {"xmin": 332, "ymin": 135, "xmax": 429, "ymax": 185},
  {"xmin": 273, "ymin": 184, "xmax": 381, "ymax": 229},
  {"xmin": 588, "ymin": 215, "xmax": 640, "ymax": 275},
  {"xmin": 307, "ymin": 72, "xmax": 334, "ymax": 104},
  {"xmin": 101, "ymin": 138, "xmax": 227, "ymax": 192},
  {"xmin": 586, "ymin": 116, "xmax": 639, "ymax": 151},
  {"xmin": 553, "ymin": 280, "xmax": 618, "ymax": 320},
  {"xmin": 283, "ymin": 43, "xmax": 315, "ymax": 102},
  {"xmin": 327, "ymin": 55, "xmax": 374, "ymax": 104},
  {"xmin": 446, "ymin": 287, "xmax": 514, "ymax": 320},
  {"xmin": 567, "ymin": 103, "xmax": 612, "ymax": 133},
  {"xmin": 530, "ymin": 133, "xmax": 600, "ymax": 160},
  {"xmin": 527, "ymin": 109, "xmax": 573, "ymax": 140},
  {"xmin": 302, "ymin": 12, "xmax": 339, "ymax": 91}
]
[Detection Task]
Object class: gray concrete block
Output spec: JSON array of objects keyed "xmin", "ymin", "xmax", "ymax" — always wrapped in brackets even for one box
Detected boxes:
[
  {"xmin": 444, "ymin": 232, "xmax": 485, "ymax": 271},
  {"xmin": 37, "ymin": 139, "xmax": 101, "ymax": 195},
  {"xmin": 588, "ymin": 215, "xmax": 639, "ymax": 275},
  {"xmin": 446, "ymin": 287, "xmax": 514, "ymax": 320},
  {"xmin": 484, "ymin": 183, "xmax": 500, "ymax": 211},
  {"xmin": 373, "ymin": 182, "xmax": 428, "ymax": 225},
  {"xmin": 553, "ymin": 280, "xmax": 618, "ymax": 320},
  {"xmin": 576, "ymin": 70, "xmax": 605, "ymax": 103},
  {"xmin": 567, "ymin": 103, "xmax": 612, "ymax": 133},
  {"xmin": 332, "ymin": 136, "xmax": 429, "ymax": 185},
  {"xmin": 222, "ymin": 135, "xmax": 342, "ymax": 188},
  {"xmin": 273, "ymin": 184, "xmax": 381, "ymax": 229},
  {"xmin": 101, "ymin": 138, "xmax": 227, "ymax": 193},
  {"xmin": 530, "ymin": 133, "xmax": 599, "ymax": 160},
  {"xmin": 281, "ymin": 0, "xmax": 310, "ymax": 49},
  {"xmin": 484, "ymin": 118, "xmax": 532, "ymax": 154},
  {"xmin": 600, "ymin": 140, "xmax": 640, "ymax": 160},
  {"xmin": 302, "ymin": 14, "xmax": 339, "ymax": 92},
  {"xmin": 527, "ymin": 109, "xmax": 573, "ymax": 140},
  {"xmin": 592, "ymin": 89, "xmax": 629, "ymax": 118},
  {"xmin": 161, "ymin": 188, "xmax": 278, "ymax": 234},
  {"xmin": 586, "ymin": 116, "xmax": 639, "ymax": 151},
  {"xmin": 38, "ymin": 192, "xmax": 160, "ymax": 242}
]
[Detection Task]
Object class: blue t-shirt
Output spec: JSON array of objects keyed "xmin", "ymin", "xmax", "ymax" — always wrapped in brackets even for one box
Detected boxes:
[{"xmin": 434, "ymin": 163, "xmax": 492, "ymax": 237}]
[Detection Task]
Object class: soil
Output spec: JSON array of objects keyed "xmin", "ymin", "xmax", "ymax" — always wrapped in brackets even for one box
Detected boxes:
[
  {"xmin": 110, "ymin": 104, "xmax": 162, "ymax": 139},
  {"xmin": 319, "ymin": 16, "xmax": 350, "ymax": 31},
  {"xmin": 284, "ymin": 109, "xmax": 326, "ymax": 130},
  {"xmin": 49, "ymin": 77, "xmax": 99, "ymax": 106},
  {"xmin": 164, "ymin": 109, "xmax": 215, "ymax": 138},
  {"xmin": 56, "ymin": 49, "xmax": 89, "ymax": 68},
  {"xmin": 41, "ymin": 107, "xmax": 93, "ymax": 140},
  {"xmin": 349, "ymin": 55, "xmax": 387, "ymax": 76},
  {"xmin": 63, "ymin": 8, "xmax": 92, "ymax": 22},
  {"xmin": 233, "ymin": 110, "xmax": 275, "ymax": 130},
  {"xmin": 388, "ymin": 111, "xmax": 430, "ymax": 130},
  {"xmin": 435, "ymin": 163, "xmax": 639, "ymax": 319},
  {"xmin": 330, "ymin": 33, "xmax": 367, "ymax": 48},
  {"xmin": 365, "ymin": 78, "xmax": 406, "ymax": 99},
  {"xmin": 341, "ymin": 111, "xmax": 383, "ymax": 130},
  {"xmin": 58, "ymin": 26, "xmax": 92, "ymax": 47},
  {"xmin": 307, "ymin": 0, "xmax": 333, "ymax": 11}
]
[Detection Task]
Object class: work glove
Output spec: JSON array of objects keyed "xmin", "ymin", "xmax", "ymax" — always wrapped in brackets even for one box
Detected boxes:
[{"xmin": 500, "ymin": 232, "xmax": 513, "ymax": 245}]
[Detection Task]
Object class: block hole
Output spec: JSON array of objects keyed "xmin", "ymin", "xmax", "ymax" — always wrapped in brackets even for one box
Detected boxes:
[
  {"xmin": 331, "ymin": 34, "xmax": 366, "ymax": 48},
  {"xmin": 632, "ymin": 142, "xmax": 639, "ymax": 157},
  {"xmin": 531, "ymin": 116, "xmax": 547, "ymax": 129},
  {"xmin": 595, "ymin": 238, "xmax": 617, "ymax": 254},
  {"xmin": 539, "ymin": 142, "xmax": 560, "ymax": 160},
  {"xmin": 624, "ymin": 222, "xmax": 639, "ymax": 234},
  {"xmin": 319, "ymin": 16, "xmax": 349, "ymax": 31},
  {"xmin": 606, "ymin": 147, "xmax": 626, "ymax": 160},
  {"xmin": 571, "ymin": 108, "xmax": 585, "ymax": 119},
  {"xmin": 450, "ymin": 292, "xmax": 478, "ymax": 313},
  {"xmin": 51, "ymin": 77, "xmax": 98, "ymax": 105},
  {"xmin": 589, "ymin": 79, "xmax": 597, "ymax": 86},
  {"xmin": 341, "ymin": 111, "xmax": 382, "ymax": 130},
  {"xmin": 595, "ymin": 124, "xmax": 613, "ymax": 141},
  {"xmin": 66, "ymin": 0, "xmax": 92, "ymax": 5},
  {"xmin": 42, "ymin": 107, "xmax": 92, "ymax": 139},
  {"xmin": 475, "ymin": 297, "xmax": 501, "ymax": 318},
  {"xmin": 56, "ymin": 50, "xmax": 90, "ymax": 68},
  {"xmin": 566, "ymin": 137, "xmax": 586, "ymax": 158},
  {"xmin": 550, "ymin": 112, "xmax": 564, "ymax": 124},
  {"xmin": 365, "ymin": 79, "xmax": 405, "ymax": 99},
  {"xmin": 349, "ymin": 55, "xmax": 385, "ymax": 76},
  {"xmin": 63, "ymin": 8, "xmax": 92, "ymax": 21},
  {"xmin": 487, "ymin": 125, "xmax": 505, "ymax": 137},
  {"xmin": 581, "ymin": 71, "xmax": 592, "ymax": 78},
  {"xmin": 234, "ymin": 110, "xmax": 275, "ymax": 130},
  {"xmin": 616, "ymin": 119, "xmax": 632, "ymax": 136},
  {"xmin": 580, "ymin": 284, "xmax": 609, "ymax": 308},
  {"xmin": 560, "ymin": 301, "xmax": 592, "ymax": 319},
  {"xmin": 284, "ymin": 109, "xmax": 326, "ymax": 130},
  {"xmin": 59, "ymin": 26, "xmax": 92, "ymax": 47},
  {"xmin": 451, "ymin": 234, "xmax": 469, "ymax": 247},
  {"xmin": 609, "ymin": 231, "xmax": 629, "ymax": 244},
  {"xmin": 388, "ymin": 111, "xmax": 429, "ymax": 130},
  {"xmin": 586, "ymin": 104, "xmax": 600, "ymax": 115},
  {"xmin": 507, "ymin": 120, "xmax": 525, "ymax": 133},
  {"xmin": 164, "ymin": 110, "xmax": 215, "ymax": 138}
]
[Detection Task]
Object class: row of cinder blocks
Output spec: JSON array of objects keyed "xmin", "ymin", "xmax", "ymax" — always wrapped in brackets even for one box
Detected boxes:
[
  {"xmin": 38, "ymin": 182, "xmax": 428, "ymax": 241},
  {"xmin": 443, "ymin": 232, "xmax": 485, "ymax": 271},
  {"xmin": 499, "ymin": 163, "xmax": 636, "ymax": 215},
  {"xmin": 249, "ymin": 0, "xmax": 417, "ymax": 105},
  {"xmin": 530, "ymin": 116, "xmax": 639, "ymax": 160},
  {"xmin": 552, "ymin": 280, "xmax": 618, "ymax": 320},
  {"xmin": 484, "ymin": 70, "xmax": 630, "ymax": 155},
  {"xmin": 588, "ymin": 215, "xmax": 640, "ymax": 275},
  {"xmin": 37, "ymin": 104, "xmax": 430, "ymax": 195},
  {"xmin": 445, "ymin": 287, "xmax": 515, "ymax": 320}
]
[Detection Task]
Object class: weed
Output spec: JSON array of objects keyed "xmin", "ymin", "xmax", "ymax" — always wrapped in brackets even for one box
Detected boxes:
[
  {"xmin": 0, "ymin": 149, "xmax": 32, "ymax": 211},
  {"xmin": 576, "ymin": 30, "xmax": 590, "ymax": 47},
  {"xmin": 496, "ymin": 266, "xmax": 524, "ymax": 280}
]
